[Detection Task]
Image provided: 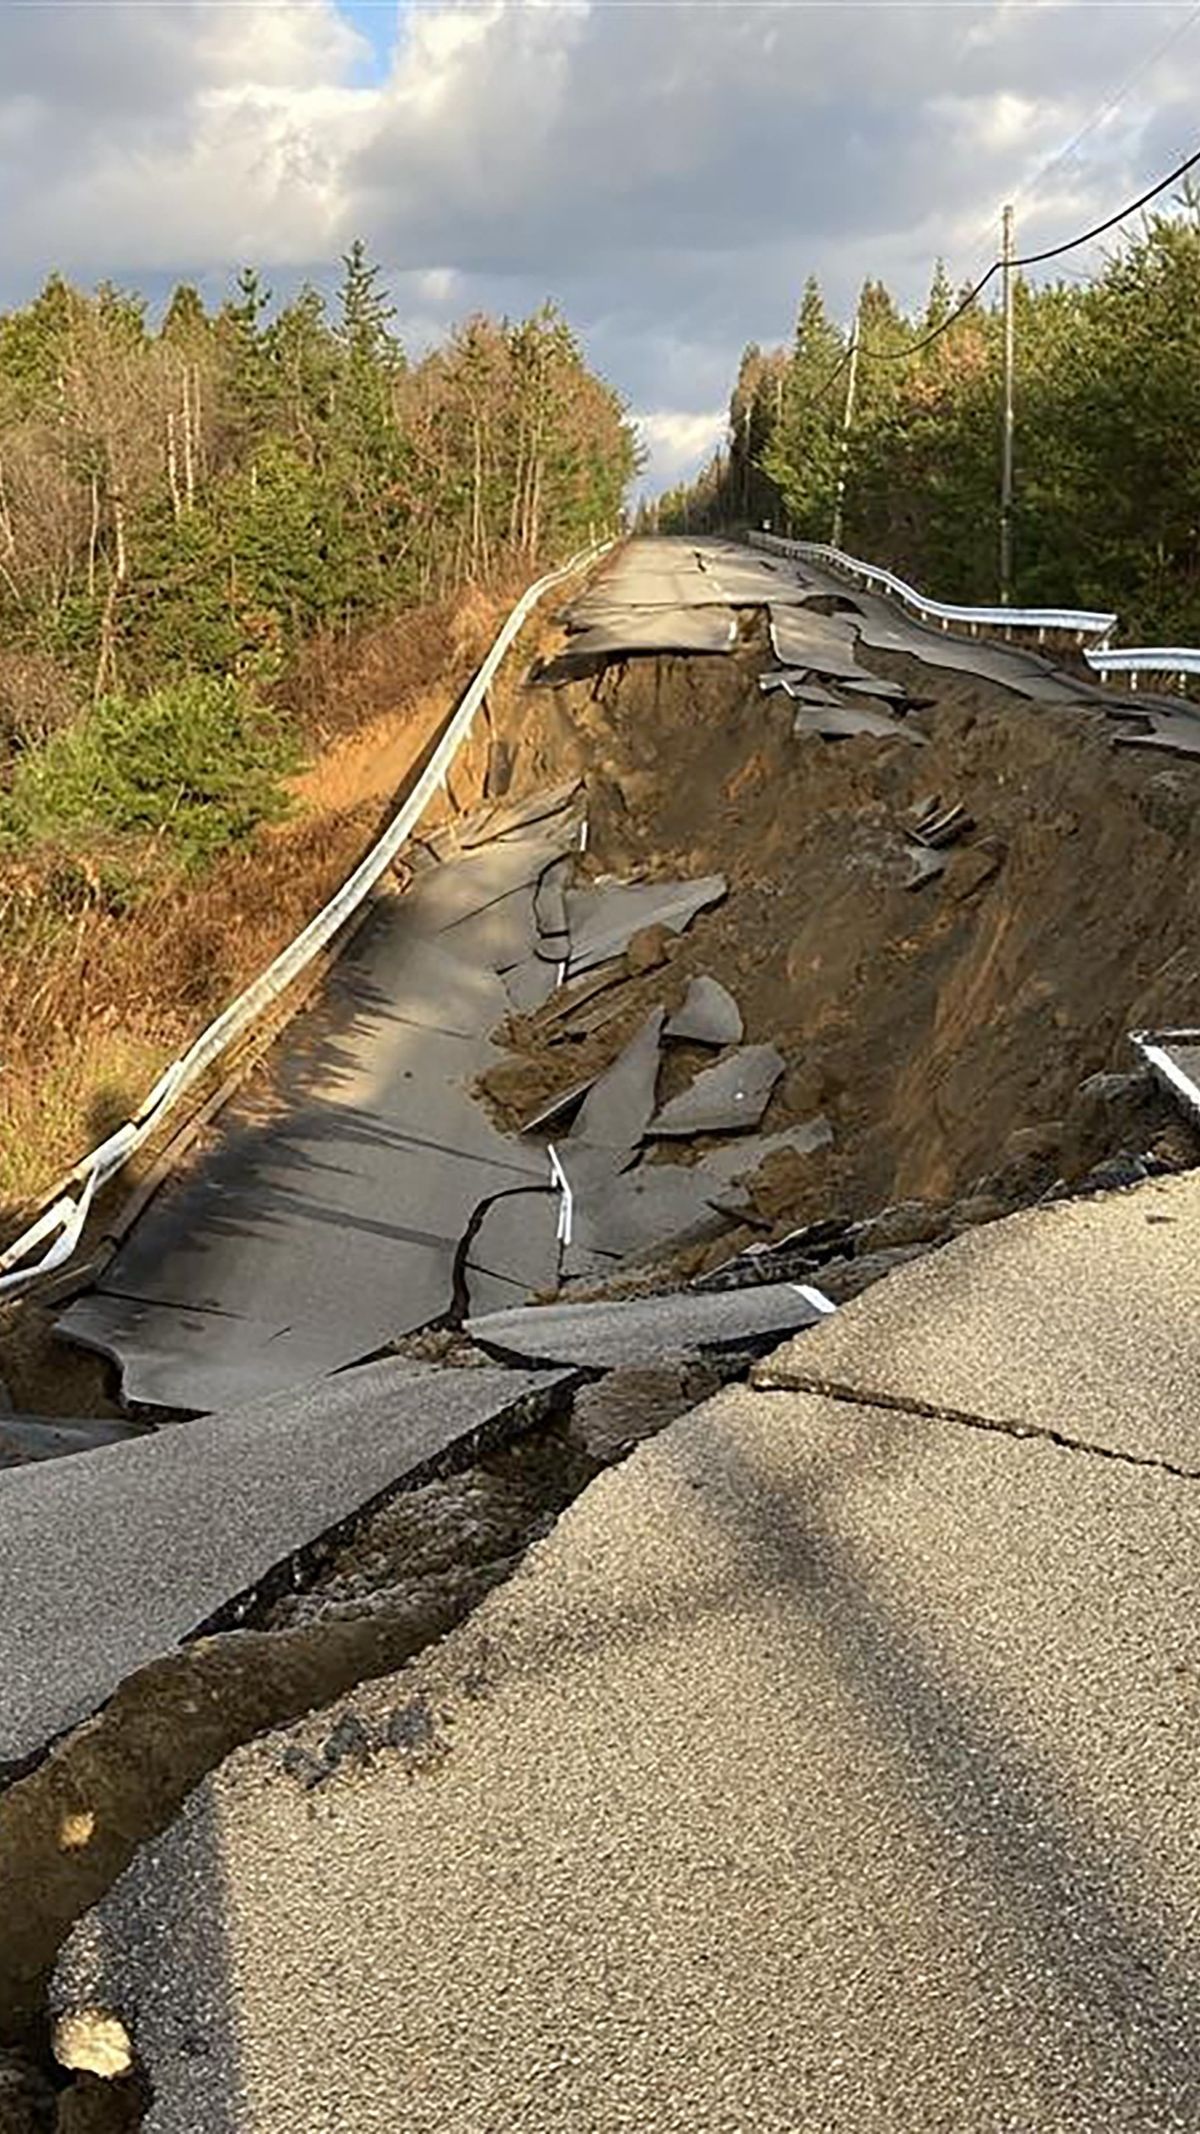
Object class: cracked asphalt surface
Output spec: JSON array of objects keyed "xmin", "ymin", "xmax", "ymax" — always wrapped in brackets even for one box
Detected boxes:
[
  {"xmin": 758, "ymin": 1166, "xmax": 1200, "ymax": 1472},
  {"xmin": 54, "ymin": 1178, "xmax": 1200, "ymax": 2131}
]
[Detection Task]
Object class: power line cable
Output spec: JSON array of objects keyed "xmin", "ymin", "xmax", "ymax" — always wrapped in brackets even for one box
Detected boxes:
[
  {"xmin": 956, "ymin": 1, "xmax": 1200, "ymax": 276},
  {"xmin": 1013, "ymin": 4, "xmax": 1200, "ymax": 211},
  {"xmin": 796, "ymin": 135, "xmax": 1200, "ymax": 409}
]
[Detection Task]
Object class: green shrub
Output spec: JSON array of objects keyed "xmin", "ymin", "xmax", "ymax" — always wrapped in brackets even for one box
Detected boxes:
[{"xmin": 0, "ymin": 674, "xmax": 298, "ymax": 870}]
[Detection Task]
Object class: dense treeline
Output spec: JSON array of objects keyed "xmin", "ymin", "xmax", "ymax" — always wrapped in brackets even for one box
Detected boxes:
[
  {"xmin": 0, "ymin": 251, "xmax": 634, "ymax": 1208},
  {"xmin": 657, "ymin": 200, "xmax": 1200, "ymax": 642},
  {"xmin": 0, "ymin": 247, "xmax": 635, "ymax": 863}
]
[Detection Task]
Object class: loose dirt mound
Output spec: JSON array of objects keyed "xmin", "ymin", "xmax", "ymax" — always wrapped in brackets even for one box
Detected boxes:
[{"xmin": 484, "ymin": 621, "xmax": 1200, "ymax": 1265}]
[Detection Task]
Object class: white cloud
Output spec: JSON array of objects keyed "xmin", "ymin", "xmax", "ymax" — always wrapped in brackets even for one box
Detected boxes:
[
  {"xmin": 636, "ymin": 408, "xmax": 725, "ymax": 491},
  {"xmin": 1, "ymin": 0, "xmax": 1197, "ymax": 487},
  {"xmin": 0, "ymin": 1, "xmax": 370, "ymax": 273},
  {"xmin": 415, "ymin": 267, "xmax": 459, "ymax": 304}
]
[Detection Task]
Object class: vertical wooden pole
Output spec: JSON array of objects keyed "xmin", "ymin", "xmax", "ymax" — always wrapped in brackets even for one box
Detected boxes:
[
  {"xmin": 1000, "ymin": 203, "xmax": 1015, "ymax": 605},
  {"xmin": 831, "ymin": 306, "xmax": 860, "ymax": 549}
]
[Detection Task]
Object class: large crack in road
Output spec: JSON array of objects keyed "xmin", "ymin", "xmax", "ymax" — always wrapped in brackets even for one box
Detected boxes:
[{"xmin": 7, "ymin": 534, "xmax": 1200, "ymax": 2126}]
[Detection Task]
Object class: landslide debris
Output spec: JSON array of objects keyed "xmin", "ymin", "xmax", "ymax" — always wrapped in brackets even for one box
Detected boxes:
[
  {"xmin": 480, "ymin": 619, "xmax": 1200, "ymax": 1282},
  {"xmin": 5, "ymin": 590, "xmax": 1200, "ymax": 2120}
]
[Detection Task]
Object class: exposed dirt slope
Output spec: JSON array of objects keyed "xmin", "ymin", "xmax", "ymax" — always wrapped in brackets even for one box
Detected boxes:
[{"xmin": 485, "ymin": 620, "xmax": 1200, "ymax": 1255}]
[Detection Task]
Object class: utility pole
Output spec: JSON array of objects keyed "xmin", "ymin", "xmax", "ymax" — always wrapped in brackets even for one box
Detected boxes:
[
  {"xmin": 830, "ymin": 304, "xmax": 860, "ymax": 549},
  {"xmin": 1000, "ymin": 202, "xmax": 1015, "ymax": 605}
]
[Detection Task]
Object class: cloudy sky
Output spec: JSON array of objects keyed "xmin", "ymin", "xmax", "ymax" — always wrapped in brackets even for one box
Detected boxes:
[{"xmin": 1, "ymin": 0, "xmax": 1197, "ymax": 488}]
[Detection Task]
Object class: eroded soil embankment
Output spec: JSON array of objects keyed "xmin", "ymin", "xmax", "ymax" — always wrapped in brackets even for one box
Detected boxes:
[{"xmin": 484, "ymin": 620, "xmax": 1200, "ymax": 1255}]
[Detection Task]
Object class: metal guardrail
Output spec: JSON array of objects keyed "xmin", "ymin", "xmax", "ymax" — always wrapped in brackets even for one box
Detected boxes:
[
  {"xmin": 0, "ymin": 540, "xmax": 611, "ymax": 1301},
  {"xmin": 751, "ymin": 530, "xmax": 1200, "ymax": 689},
  {"xmin": 749, "ymin": 530, "xmax": 1118, "ymax": 647},
  {"xmin": 1084, "ymin": 647, "xmax": 1200, "ymax": 690}
]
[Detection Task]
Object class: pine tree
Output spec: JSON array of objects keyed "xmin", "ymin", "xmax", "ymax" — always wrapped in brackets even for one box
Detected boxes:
[
  {"xmin": 216, "ymin": 267, "xmax": 276, "ymax": 455},
  {"xmin": 161, "ymin": 284, "xmax": 210, "ymax": 348},
  {"xmin": 336, "ymin": 239, "xmax": 402, "ymax": 376},
  {"xmin": 922, "ymin": 260, "xmax": 953, "ymax": 336},
  {"xmin": 762, "ymin": 277, "xmax": 845, "ymax": 536}
]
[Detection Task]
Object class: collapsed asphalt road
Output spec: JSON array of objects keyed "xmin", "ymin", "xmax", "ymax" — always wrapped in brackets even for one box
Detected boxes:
[
  {"xmin": 47, "ymin": 532, "xmax": 1200, "ymax": 1412},
  {"xmin": 7, "ymin": 534, "xmax": 1200, "ymax": 2126},
  {"xmin": 53, "ymin": 1171, "xmax": 1200, "ymax": 2133}
]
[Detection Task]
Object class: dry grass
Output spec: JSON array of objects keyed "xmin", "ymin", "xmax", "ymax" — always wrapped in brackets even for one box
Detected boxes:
[
  {"xmin": 0, "ymin": 577, "xmax": 526, "ymax": 1228},
  {"xmin": 0, "ymin": 809, "xmax": 377, "ymax": 1216},
  {"xmin": 276, "ymin": 574, "xmax": 526, "ymax": 747}
]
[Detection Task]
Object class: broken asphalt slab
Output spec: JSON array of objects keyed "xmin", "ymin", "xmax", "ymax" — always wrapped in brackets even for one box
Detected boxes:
[
  {"xmin": 649, "ymin": 1043, "xmax": 784, "ymax": 1136},
  {"xmin": 457, "ymin": 780, "xmax": 583, "ymax": 850},
  {"xmin": 57, "ymin": 819, "xmax": 575, "ymax": 1411},
  {"xmin": 0, "ymin": 1416, "xmax": 146, "ymax": 1468},
  {"xmin": 768, "ymin": 605, "xmax": 869, "ymax": 679},
  {"xmin": 536, "ymin": 610, "xmax": 737, "ymax": 680},
  {"xmin": 55, "ymin": 1377, "xmax": 1200, "ymax": 2131},
  {"xmin": 843, "ymin": 593, "xmax": 1089, "ymax": 704},
  {"xmin": 664, "ymin": 975, "xmax": 743, "ymax": 1046},
  {"xmin": 465, "ymin": 1282, "xmax": 831, "ymax": 1368},
  {"xmin": 0, "ymin": 1358, "xmax": 569, "ymax": 1771},
  {"xmin": 1113, "ymin": 708, "xmax": 1200, "ymax": 759},
  {"xmin": 461, "ymin": 1188, "xmax": 561, "ymax": 1308},
  {"xmin": 394, "ymin": 835, "xmax": 569, "ymax": 933},
  {"xmin": 789, "ymin": 698, "xmax": 921, "ymax": 742},
  {"xmin": 567, "ymin": 1007, "xmax": 665, "ymax": 1149},
  {"xmin": 564, "ymin": 874, "xmax": 726, "ymax": 976},
  {"xmin": 418, "ymin": 781, "xmax": 581, "ymax": 863},
  {"xmin": 558, "ymin": 1157, "xmax": 738, "ymax": 1271},
  {"xmin": 695, "ymin": 1116, "xmax": 834, "ymax": 1207},
  {"xmin": 756, "ymin": 1166, "xmax": 1200, "ymax": 1472}
]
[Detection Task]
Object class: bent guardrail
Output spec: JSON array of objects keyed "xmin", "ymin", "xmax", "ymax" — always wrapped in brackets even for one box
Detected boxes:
[
  {"xmin": 0, "ymin": 540, "xmax": 611, "ymax": 1301},
  {"xmin": 748, "ymin": 530, "xmax": 1118, "ymax": 647}
]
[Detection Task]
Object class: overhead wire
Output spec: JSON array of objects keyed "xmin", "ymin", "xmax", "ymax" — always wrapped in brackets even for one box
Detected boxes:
[
  {"xmin": 954, "ymin": 0, "xmax": 1200, "ymax": 278},
  {"xmin": 796, "ymin": 136, "xmax": 1200, "ymax": 411}
]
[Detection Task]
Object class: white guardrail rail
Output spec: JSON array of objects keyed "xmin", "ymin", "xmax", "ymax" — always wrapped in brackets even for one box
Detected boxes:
[
  {"xmin": 1083, "ymin": 646, "xmax": 1200, "ymax": 689},
  {"xmin": 1130, "ymin": 1030, "xmax": 1200, "ymax": 1125},
  {"xmin": 749, "ymin": 530, "xmax": 1118, "ymax": 648},
  {"xmin": 753, "ymin": 530, "xmax": 1200, "ymax": 689},
  {"xmin": 0, "ymin": 539, "xmax": 611, "ymax": 1301}
]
